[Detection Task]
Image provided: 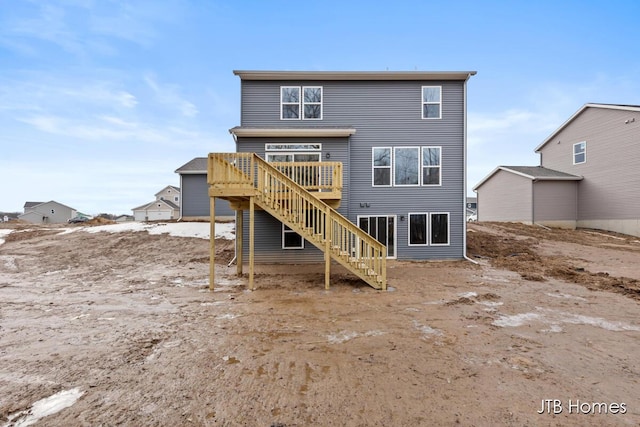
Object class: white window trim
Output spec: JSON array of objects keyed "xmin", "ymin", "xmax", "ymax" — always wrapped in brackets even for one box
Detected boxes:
[
  {"xmin": 280, "ymin": 86, "xmax": 300, "ymax": 120},
  {"xmin": 282, "ymin": 223, "xmax": 304, "ymax": 249},
  {"xmin": 266, "ymin": 153, "xmax": 322, "ymax": 162},
  {"xmin": 573, "ymin": 141, "xmax": 586, "ymax": 165},
  {"xmin": 408, "ymin": 212, "xmax": 428, "ymax": 247},
  {"xmin": 421, "ymin": 86, "xmax": 442, "ymax": 120},
  {"xmin": 429, "ymin": 212, "xmax": 450, "ymax": 246},
  {"xmin": 372, "ymin": 147, "xmax": 392, "ymax": 187},
  {"xmin": 393, "ymin": 146, "xmax": 420, "ymax": 187},
  {"xmin": 356, "ymin": 214, "xmax": 397, "ymax": 259},
  {"xmin": 280, "ymin": 86, "xmax": 323, "ymax": 121},
  {"xmin": 266, "ymin": 143, "xmax": 322, "ymax": 163},
  {"xmin": 422, "ymin": 146, "xmax": 442, "ymax": 187},
  {"xmin": 265, "ymin": 143, "xmax": 322, "ymax": 151},
  {"xmin": 303, "ymin": 86, "xmax": 323, "ymax": 120},
  {"xmin": 372, "ymin": 145, "xmax": 444, "ymax": 188}
]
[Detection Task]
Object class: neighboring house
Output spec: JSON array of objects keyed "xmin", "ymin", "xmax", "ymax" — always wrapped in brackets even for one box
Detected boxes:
[
  {"xmin": 474, "ymin": 103, "xmax": 640, "ymax": 237},
  {"xmin": 19, "ymin": 201, "xmax": 77, "ymax": 224},
  {"xmin": 115, "ymin": 214, "xmax": 134, "ymax": 222},
  {"xmin": 132, "ymin": 186, "xmax": 180, "ymax": 221},
  {"xmin": 175, "ymin": 157, "xmax": 235, "ymax": 220},
  {"xmin": 466, "ymin": 196, "xmax": 477, "ymax": 221},
  {"xmin": 208, "ymin": 69, "xmax": 475, "ymax": 289}
]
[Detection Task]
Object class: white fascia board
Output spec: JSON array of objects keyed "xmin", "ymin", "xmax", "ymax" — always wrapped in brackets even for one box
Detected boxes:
[{"xmin": 229, "ymin": 127, "xmax": 356, "ymax": 138}]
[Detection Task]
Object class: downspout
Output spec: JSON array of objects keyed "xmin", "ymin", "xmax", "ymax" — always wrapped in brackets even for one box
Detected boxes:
[
  {"xmin": 177, "ymin": 173, "xmax": 183, "ymax": 222},
  {"xmin": 531, "ymin": 179, "xmax": 535, "ymax": 226},
  {"xmin": 463, "ymin": 73, "xmax": 479, "ymax": 265}
]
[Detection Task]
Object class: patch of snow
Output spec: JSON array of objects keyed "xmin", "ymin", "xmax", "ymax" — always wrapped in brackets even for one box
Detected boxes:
[
  {"xmin": 5, "ymin": 388, "xmax": 83, "ymax": 427},
  {"xmin": 539, "ymin": 308, "xmax": 640, "ymax": 332},
  {"xmin": 479, "ymin": 301, "xmax": 503, "ymax": 307},
  {"xmin": 328, "ymin": 331, "xmax": 359, "ymax": 344},
  {"xmin": 542, "ymin": 324, "xmax": 564, "ymax": 333},
  {"xmin": 58, "ymin": 222, "xmax": 235, "ymax": 240},
  {"xmin": 492, "ymin": 312, "xmax": 542, "ymax": 327},
  {"xmin": 217, "ymin": 313, "xmax": 239, "ymax": 320},
  {"xmin": 0, "ymin": 229, "xmax": 12, "ymax": 245},
  {"xmin": 545, "ymin": 292, "xmax": 587, "ymax": 301},
  {"xmin": 2, "ymin": 256, "xmax": 17, "ymax": 270},
  {"xmin": 413, "ymin": 320, "xmax": 443, "ymax": 337},
  {"xmin": 493, "ymin": 308, "xmax": 640, "ymax": 332},
  {"xmin": 458, "ymin": 291, "xmax": 477, "ymax": 299}
]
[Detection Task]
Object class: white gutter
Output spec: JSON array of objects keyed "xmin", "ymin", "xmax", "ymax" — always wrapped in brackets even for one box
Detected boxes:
[{"xmin": 463, "ymin": 73, "xmax": 479, "ymax": 265}]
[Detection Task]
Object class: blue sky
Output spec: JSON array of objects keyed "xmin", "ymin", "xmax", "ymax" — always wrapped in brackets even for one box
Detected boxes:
[{"xmin": 2, "ymin": 0, "xmax": 639, "ymax": 215}]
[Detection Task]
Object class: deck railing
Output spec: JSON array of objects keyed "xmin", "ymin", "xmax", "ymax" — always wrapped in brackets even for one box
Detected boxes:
[{"xmin": 207, "ymin": 152, "xmax": 386, "ymax": 289}]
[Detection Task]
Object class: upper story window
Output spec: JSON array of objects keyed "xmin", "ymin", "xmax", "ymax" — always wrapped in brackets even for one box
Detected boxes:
[
  {"xmin": 573, "ymin": 141, "xmax": 586, "ymax": 164},
  {"xmin": 422, "ymin": 86, "xmax": 441, "ymax": 119},
  {"xmin": 281, "ymin": 86, "xmax": 323, "ymax": 120},
  {"xmin": 394, "ymin": 147, "xmax": 420, "ymax": 186},
  {"xmin": 422, "ymin": 147, "xmax": 441, "ymax": 185},
  {"xmin": 372, "ymin": 146, "xmax": 442, "ymax": 187},
  {"xmin": 372, "ymin": 147, "xmax": 392, "ymax": 187}
]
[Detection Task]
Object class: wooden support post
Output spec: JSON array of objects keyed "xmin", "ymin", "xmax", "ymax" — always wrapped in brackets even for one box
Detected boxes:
[
  {"xmin": 249, "ymin": 196, "xmax": 255, "ymax": 290},
  {"xmin": 236, "ymin": 209, "xmax": 243, "ymax": 276},
  {"xmin": 324, "ymin": 209, "xmax": 331, "ymax": 290},
  {"xmin": 382, "ymin": 247, "xmax": 387, "ymax": 291},
  {"xmin": 209, "ymin": 197, "xmax": 216, "ymax": 291}
]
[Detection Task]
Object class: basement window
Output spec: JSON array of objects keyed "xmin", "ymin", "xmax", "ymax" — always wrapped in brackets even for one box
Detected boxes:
[{"xmin": 282, "ymin": 223, "xmax": 304, "ymax": 249}]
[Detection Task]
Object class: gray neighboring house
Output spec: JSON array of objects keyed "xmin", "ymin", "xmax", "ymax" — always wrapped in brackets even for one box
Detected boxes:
[
  {"xmin": 19, "ymin": 201, "xmax": 77, "ymax": 224},
  {"xmin": 229, "ymin": 69, "xmax": 476, "ymax": 263},
  {"xmin": 175, "ymin": 157, "xmax": 234, "ymax": 220},
  {"xmin": 474, "ymin": 103, "xmax": 640, "ymax": 237}
]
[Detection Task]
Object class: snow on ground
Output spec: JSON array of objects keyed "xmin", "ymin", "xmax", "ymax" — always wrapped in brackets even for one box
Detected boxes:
[
  {"xmin": 492, "ymin": 307, "xmax": 640, "ymax": 331},
  {"xmin": 0, "ymin": 229, "xmax": 12, "ymax": 246},
  {"xmin": 4, "ymin": 388, "xmax": 84, "ymax": 427},
  {"xmin": 58, "ymin": 222, "xmax": 235, "ymax": 240}
]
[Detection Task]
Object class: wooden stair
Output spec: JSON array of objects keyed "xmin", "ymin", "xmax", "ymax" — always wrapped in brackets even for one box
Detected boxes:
[{"xmin": 208, "ymin": 153, "xmax": 387, "ymax": 290}]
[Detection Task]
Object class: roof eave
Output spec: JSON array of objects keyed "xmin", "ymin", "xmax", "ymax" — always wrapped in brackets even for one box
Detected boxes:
[
  {"xmin": 233, "ymin": 70, "xmax": 477, "ymax": 81},
  {"xmin": 535, "ymin": 103, "xmax": 640, "ymax": 152},
  {"xmin": 229, "ymin": 127, "xmax": 357, "ymax": 138}
]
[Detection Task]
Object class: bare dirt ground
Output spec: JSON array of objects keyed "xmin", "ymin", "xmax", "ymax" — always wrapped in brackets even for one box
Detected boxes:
[{"xmin": 1, "ymin": 221, "xmax": 640, "ymax": 426}]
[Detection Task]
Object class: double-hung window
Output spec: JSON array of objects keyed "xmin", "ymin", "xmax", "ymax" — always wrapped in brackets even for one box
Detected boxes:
[
  {"xmin": 408, "ymin": 212, "xmax": 449, "ymax": 246},
  {"xmin": 573, "ymin": 141, "xmax": 586, "ymax": 164},
  {"xmin": 422, "ymin": 147, "xmax": 441, "ymax": 186},
  {"xmin": 372, "ymin": 147, "xmax": 392, "ymax": 186},
  {"xmin": 372, "ymin": 146, "xmax": 442, "ymax": 187},
  {"xmin": 422, "ymin": 86, "xmax": 441, "ymax": 119},
  {"xmin": 281, "ymin": 86, "xmax": 322, "ymax": 120}
]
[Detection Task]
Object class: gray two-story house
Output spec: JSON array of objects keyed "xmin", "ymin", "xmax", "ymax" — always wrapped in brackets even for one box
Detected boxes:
[
  {"xmin": 474, "ymin": 103, "xmax": 640, "ymax": 237},
  {"xmin": 209, "ymin": 70, "xmax": 475, "ymax": 289}
]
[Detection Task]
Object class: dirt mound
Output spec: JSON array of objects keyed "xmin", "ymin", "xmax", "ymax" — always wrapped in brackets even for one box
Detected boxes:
[
  {"xmin": 85, "ymin": 217, "xmax": 116, "ymax": 226},
  {"xmin": 468, "ymin": 222, "xmax": 640, "ymax": 300}
]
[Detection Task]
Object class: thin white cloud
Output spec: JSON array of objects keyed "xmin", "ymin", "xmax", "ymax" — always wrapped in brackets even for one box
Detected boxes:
[{"xmin": 144, "ymin": 75, "xmax": 199, "ymax": 117}]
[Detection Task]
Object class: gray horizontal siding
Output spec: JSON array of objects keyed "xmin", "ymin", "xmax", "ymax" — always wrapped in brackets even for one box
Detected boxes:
[
  {"xmin": 540, "ymin": 107, "xmax": 640, "ymax": 221},
  {"xmin": 533, "ymin": 181, "xmax": 577, "ymax": 221},
  {"xmin": 477, "ymin": 170, "xmax": 532, "ymax": 222},
  {"xmin": 181, "ymin": 174, "xmax": 234, "ymax": 218},
  {"xmin": 238, "ymin": 78, "xmax": 468, "ymax": 261},
  {"xmin": 237, "ymin": 137, "xmax": 349, "ymax": 263}
]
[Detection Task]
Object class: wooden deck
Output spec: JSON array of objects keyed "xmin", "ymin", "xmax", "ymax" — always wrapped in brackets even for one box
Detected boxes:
[{"xmin": 207, "ymin": 153, "xmax": 387, "ymax": 291}]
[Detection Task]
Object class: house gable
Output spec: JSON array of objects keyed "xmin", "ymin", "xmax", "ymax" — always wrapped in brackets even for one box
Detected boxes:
[{"xmin": 19, "ymin": 200, "xmax": 77, "ymax": 224}]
